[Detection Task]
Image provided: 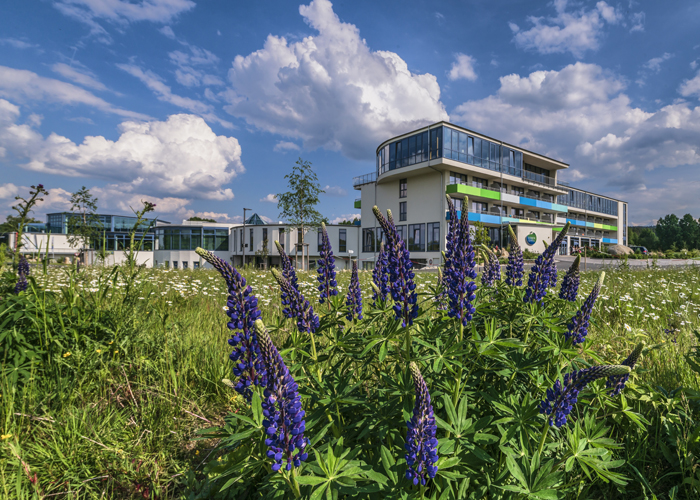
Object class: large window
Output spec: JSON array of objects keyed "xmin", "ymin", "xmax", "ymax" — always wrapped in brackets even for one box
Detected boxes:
[
  {"xmin": 396, "ymin": 225, "xmax": 406, "ymax": 241},
  {"xmin": 473, "ymin": 201, "xmax": 488, "ymax": 213},
  {"xmin": 362, "ymin": 228, "xmax": 375, "ymax": 252},
  {"xmin": 449, "ymin": 171, "xmax": 467, "ymax": 184},
  {"xmin": 472, "ymin": 177, "xmax": 488, "ymax": 188},
  {"xmin": 408, "ymin": 224, "xmax": 425, "ymax": 252},
  {"xmin": 556, "ymin": 189, "xmax": 618, "ymax": 216},
  {"xmin": 262, "ymin": 228, "xmax": 268, "ymax": 253},
  {"xmin": 427, "ymin": 222, "xmax": 440, "ymax": 252},
  {"xmin": 339, "ymin": 229, "xmax": 347, "ymax": 253},
  {"xmin": 159, "ymin": 228, "xmax": 225, "ymax": 251},
  {"xmin": 240, "ymin": 229, "xmax": 244, "ymax": 251},
  {"xmin": 279, "ymin": 228, "xmax": 285, "ymax": 250},
  {"xmin": 317, "ymin": 228, "xmax": 323, "ymax": 251},
  {"xmin": 250, "ymin": 228, "xmax": 254, "ymax": 251},
  {"xmin": 400, "ymin": 202, "xmax": 407, "ymax": 221},
  {"xmin": 399, "ymin": 178, "xmax": 407, "ymax": 198}
]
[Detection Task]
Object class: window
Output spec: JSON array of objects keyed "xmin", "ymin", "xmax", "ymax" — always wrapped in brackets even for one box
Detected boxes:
[
  {"xmin": 472, "ymin": 177, "xmax": 487, "ymax": 188},
  {"xmin": 512, "ymin": 186, "xmax": 524, "ymax": 196},
  {"xmin": 473, "ymin": 201, "xmax": 488, "ymax": 213},
  {"xmin": 400, "ymin": 202, "xmax": 407, "ymax": 221},
  {"xmin": 263, "ymin": 228, "xmax": 268, "ymax": 251},
  {"xmin": 453, "ymin": 198, "xmax": 463, "ymax": 212},
  {"xmin": 527, "ymin": 210, "xmax": 540, "ymax": 220},
  {"xmin": 396, "ymin": 225, "xmax": 406, "ymax": 241},
  {"xmin": 173, "ymin": 261, "xmax": 178, "ymax": 269},
  {"xmin": 240, "ymin": 229, "xmax": 244, "ymax": 251},
  {"xmin": 279, "ymin": 228, "xmax": 285, "ymax": 250},
  {"xmin": 399, "ymin": 178, "xmax": 407, "ymax": 198},
  {"xmin": 449, "ymin": 171, "xmax": 466, "ymax": 184},
  {"xmin": 216, "ymin": 230, "xmax": 229, "ymax": 251},
  {"xmin": 408, "ymin": 224, "xmax": 425, "ymax": 252},
  {"xmin": 182, "ymin": 261, "xmax": 189, "ymax": 269},
  {"xmin": 427, "ymin": 222, "xmax": 440, "ymax": 251},
  {"xmin": 250, "ymin": 228, "xmax": 254, "ymax": 251},
  {"xmin": 511, "ymin": 207, "xmax": 525, "ymax": 218},
  {"xmin": 193, "ymin": 261, "xmax": 200, "ymax": 269},
  {"xmin": 362, "ymin": 228, "xmax": 375, "ymax": 252},
  {"xmin": 339, "ymin": 229, "xmax": 347, "ymax": 252},
  {"xmin": 491, "ymin": 205, "xmax": 504, "ymax": 215},
  {"xmin": 317, "ymin": 228, "xmax": 323, "ymax": 251},
  {"xmin": 233, "ymin": 230, "xmax": 237, "ymax": 252}
]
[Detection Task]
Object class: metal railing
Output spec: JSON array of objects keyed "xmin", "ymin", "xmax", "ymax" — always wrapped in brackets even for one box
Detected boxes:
[
  {"xmin": 450, "ymin": 182, "xmax": 562, "ymax": 207},
  {"xmin": 353, "ymin": 172, "xmax": 376, "ymax": 188}
]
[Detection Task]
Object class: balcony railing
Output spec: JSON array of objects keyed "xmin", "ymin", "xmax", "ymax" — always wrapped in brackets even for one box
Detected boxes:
[
  {"xmin": 449, "ymin": 182, "xmax": 564, "ymax": 209},
  {"xmin": 353, "ymin": 172, "xmax": 376, "ymax": 189}
]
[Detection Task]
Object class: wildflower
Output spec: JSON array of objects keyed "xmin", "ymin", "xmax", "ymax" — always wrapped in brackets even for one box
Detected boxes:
[
  {"xmin": 373, "ymin": 206, "xmax": 419, "ymax": 327},
  {"xmin": 559, "ymin": 255, "xmax": 580, "ymax": 301},
  {"xmin": 316, "ymin": 223, "xmax": 338, "ymax": 305},
  {"xmin": 63, "ymin": 352, "xmax": 71, "ymax": 358},
  {"xmin": 525, "ymin": 223, "xmax": 570, "ymax": 305},
  {"xmin": 372, "ymin": 241, "xmax": 390, "ymax": 305},
  {"xmin": 196, "ymin": 247, "xmax": 265, "ymax": 401},
  {"xmin": 606, "ymin": 343, "xmax": 643, "ymax": 397},
  {"xmin": 275, "ymin": 241, "xmax": 299, "ymax": 293},
  {"xmin": 256, "ymin": 319, "xmax": 309, "ymax": 471},
  {"xmin": 443, "ymin": 196, "xmax": 477, "ymax": 327},
  {"xmin": 14, "ymin": 255, "xmax": 29, "ymax": 294},
  {"xmin": 96, "ymin": 349, "xmax": 102, "ymax": 353},
  {"xmin": 272, "ymin": 269, "xmax": 320, "ymax": 334},
  {"xmin": 540, "ymin": 364, "xmax": 631, "ymax": 427},
  {"xmin": 480, "ymin": 245, "xmax": 501, "ymax": 287},
  {"xmin": 346, "ymin": 260, "xmax": 363, "ymax": 321},
  {"xmin": 505, "ymin": 225, "xmax": 524, "ymax": 287},
  {"xmin": 624, "ymin": 324, "xmax": 631, "ymax": 332},
  {"xmin": 565, "ymin": 272, "xmax": 605, "ymax": 346},
  {"xmin": 405, "ymin": 362, "xmax": 439, "ymax": 485},
  {"xmin": 1, "ymin": 434, "xmax": 12, "ymax": 440}
]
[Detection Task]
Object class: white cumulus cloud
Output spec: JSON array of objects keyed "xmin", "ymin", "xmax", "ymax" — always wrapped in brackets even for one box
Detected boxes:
[
  {"xmin": 224, "ymin": 0, "xmax": 448, "ymax": 160},
  {"xmin": 273, "ymin": 141, "xmax": 301, "ymax": 153},
  {"xmin": 448, "ymin": 53, "xmax": 477, "ymax": 82},
  {"xmin": 260, "ymin": 193, "xmax": 278, "ymax": 203},
  {"xmin": 680, "ymin": 70, "xmax": 700, "ymax": 98}
]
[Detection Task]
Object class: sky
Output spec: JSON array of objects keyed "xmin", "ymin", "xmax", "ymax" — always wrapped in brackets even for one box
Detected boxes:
[{"xmin": 0, "ymin": 0, "xmax": 699, "ymax": 226}]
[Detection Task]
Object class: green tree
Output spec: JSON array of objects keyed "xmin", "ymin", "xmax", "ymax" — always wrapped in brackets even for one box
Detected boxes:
[
  {"xmin": 656, "ymin": 214, "xmax": 682, "ymax": 251},
  {"xmin": 679, "ymin": 213, "xmax": 700, "ymax": 250},
  {"xmin": 636, "ymin": 227, "xmax": 660, "ymax": 251},
  {"xmin": 66, "ymin": 186, "xmax": 102, "ymax": 256},
  {"xmin": 11, "ymin": 184, "xmax": 48, "ymax": 266},
  {"xmin": 276, "ymin": 158, "xmax": 325, "ymax": 270},
  {"xmin": 188, "ymin": 216, "xmax": 217, "ymax": 223},
  {"xmin": 0, "ymin": 215, "xmax": 39, "ymax": 233}
]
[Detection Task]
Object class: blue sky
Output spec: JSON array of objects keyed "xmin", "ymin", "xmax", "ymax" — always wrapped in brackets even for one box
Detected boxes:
[{"xmin": 1, "ymin": 0, "xmax": 699, "ymax": 225}]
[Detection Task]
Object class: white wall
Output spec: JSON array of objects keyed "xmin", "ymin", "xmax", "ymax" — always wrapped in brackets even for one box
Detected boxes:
[{"xmin": 516, "ymin": 224, "xmax": 555, "ymax": 254}]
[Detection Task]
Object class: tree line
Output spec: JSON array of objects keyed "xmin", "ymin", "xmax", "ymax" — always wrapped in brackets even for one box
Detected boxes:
[{"xmin": 629, "ymin": 213, "xmax": 700, "ymax": 251}]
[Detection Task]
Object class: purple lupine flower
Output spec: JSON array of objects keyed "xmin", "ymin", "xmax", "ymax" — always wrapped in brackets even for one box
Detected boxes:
[
  {"xmin": 346, "ymin": 260, "xmax": 363, "ymax": 321},
  {"xmin": 18, "ymin": 255, "xmax": 30, "ymax": 276},
  {"xmin": 443, "ymin": 196, "xmax": 477, "ymax": 327},
  {"xmin": 405, "ymin": 362, "xmax": 439, "ymax": 485},
  {"xmin": 14, "ymin": 274, "xmax": 28, "ymax": 294},
  {"xmin": 373, "ymin": 206, "xmax": 418, "ymax": 327},
  {"xmin": 540, "ymin": 364, "xmax": 631, "ymax": 427},
  {"xmin": 196, "ymin": 248, "xmax": 265, "ymax": 401},
  {"xmin": 565, "ymin": 272, "xmax": 605, "ymax": 345},
  {"xmin": 524, "ymin": 223, "xmax": 570, "ymax": 304},
  {"xmin": 317, "ymin": 223, "xmax": 338, "ymax": 305},
  {"xmin": 505, "ymin": 225, "xmax": 524, "ymax": 287},
  {"xmin": 606, "ymin": 342, "xmax": 643, "ymax": 397},
  {"xmin": 372, "ymin": 241, "xmax": 390, "ymax": 305},
  {"xmin": 559, "ymin": 255, "xmax": 581, "ymax": 301},
  {"xmin": 272, "ymin": 268, "xmax": 320, "ymax": 334},
  {"xmin": 255, "ymin": 319, "xmax": 309, "ymax": 471},
  {"xmin": 275, "ymin": 240, "xmax": 299, "ymax": 293},
  {"xmin": 480, "ymin": 246, "xmax": 501, "ymax": 287},
  {"xmin": 15, "ymin": 255, "xmax": 29, "ymax": 294}
]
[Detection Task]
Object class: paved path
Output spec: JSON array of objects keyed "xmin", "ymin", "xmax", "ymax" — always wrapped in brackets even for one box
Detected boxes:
[{"xmin": 554, "ymin": 254, "xmax": 700, "ymax": 271}]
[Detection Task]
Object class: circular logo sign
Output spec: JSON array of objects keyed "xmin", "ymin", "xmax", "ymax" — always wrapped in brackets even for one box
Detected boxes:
[{"xmin": 525, "ymin": 232, "xmax": 537, "ymax": 246}]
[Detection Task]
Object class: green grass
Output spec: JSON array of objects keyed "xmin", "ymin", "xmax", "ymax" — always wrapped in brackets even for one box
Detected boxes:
[{"xmin": 1, "ymin": 264, "xmax": 698, "ymax": 499}]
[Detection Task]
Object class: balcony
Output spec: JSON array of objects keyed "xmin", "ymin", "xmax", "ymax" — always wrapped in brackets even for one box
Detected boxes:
[
  {"xmin": 354, "ymin": 198, "xmax": 361, "ymax": 209},
  {"xmin": 446, "ymin": 209, "xmax": 558, "ymax": 226},
  {"xmin": 446, "ymin": 183, "xmax": 569, "ymax": 213},
  {"xmin": 353, "ymin": 172, "xmax": 376, "ymax": 189}
]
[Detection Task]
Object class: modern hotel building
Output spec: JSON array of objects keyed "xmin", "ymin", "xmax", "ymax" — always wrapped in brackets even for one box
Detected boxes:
[{"xmin": 354, "ymin": 121, "xmax": 627, "ymax": 268}]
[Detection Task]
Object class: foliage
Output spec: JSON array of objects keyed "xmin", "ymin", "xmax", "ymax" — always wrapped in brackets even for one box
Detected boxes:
[
  {"xmin": 338, "ymin": 218, "xmax": 360, "ymax": 225},
  {"xmin": 188, "ymin": 216, "xmax": 217, "ymax": 223},
  {"xmin": 66, "ymin": 186, "xmax": 102, "ymax": 252},
  {"xmin": 9, "ymin": 184, "xmax": 48, "ymax": 266},
  {"xmin": 0, "ymin": 215, "xmax": 39, "ymax": 234},
  {"xmin": 654, "ymin": 213, "xmax": 700, "ymax": 251}
]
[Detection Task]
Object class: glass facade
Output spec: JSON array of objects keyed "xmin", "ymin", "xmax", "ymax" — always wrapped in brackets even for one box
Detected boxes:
[
  {"xmin": 362, "ymin": 228, "xmax": 375, "ymax": 253},
  {"xmin": 427, "ymin": 223, "xmax": 440, "ymax": 251},
  {"xmin": 339, "ymin": 229, "xmax": 347, "ymax": 253},
  {"xmin": 399, "ymin": 202, "xmax": 407, "ymax": 221},
  {"xmin": 157, "ymin": 227, "xmax": 228, "ymax": 251},
  {"xmin": 408, "ymin": 224, "xmax": 424, "ymax": 252},
  {"xmin": 557, "ymin": 189, "xmax": 618, "ymax": 216},
  {"xmin": 377, "ymin": 125, "xmax": 528, "ymax": 182}
]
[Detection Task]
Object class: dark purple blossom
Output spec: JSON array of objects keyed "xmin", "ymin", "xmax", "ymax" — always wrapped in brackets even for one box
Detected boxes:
[
  {"xmin": 540, "ymin": 364, "xmax": 631, "ymax": 427},
  {"xmin": 275, "ymin": 240, "xmax": 299, "ymax": 293},
  {"xmin": 346, "ymin": 260, "xmax": 363, "ymax": 321},
  {"xmin": 606, "ymin": 342, "xmax": 643, "ymax": 397},
  {"xmin": 505, "ymin": 225, "xmax": 524, "ymax": 287},
  {"xmin": 443, "ymin": 196, "xmax": 477, "ymax": 327},
  {"xmin": 316, "ymin": 223, "xmax": 338, "ymax": 304},
  {"xmin": 524, "ymin": 223, "xmax": 570, "ymax": 305},
  {"xmin": 559, "ymin": 255, "xmax": 581, "ymax": 301},
  {"xmin": 480, "ymin": 246, "xmax": 501, "ymax": 287},
  {"xmin": 565, "ymin": 272, "xmax": 605, "ymax": 345},
  {"xmin": 272, "ymin": 268, "xmax": 320, "ymax": 334},
  {"xmin": 373, "ymin": 206, "xmax": 418, "ymax": 327},
  {"xmin": 405, "ymin": 362, "xmax": 439, "ymax": 485},
  {"xmin": 196, "ymin": 248, "xmax": 265, "ymax": 401},
  {"xmin": 255, "ymin": 319, "xmax": 309, "ymax": 471},
  {"xmin": 372, "ymin": 241, "xmax": 390, "ymax": 305}
]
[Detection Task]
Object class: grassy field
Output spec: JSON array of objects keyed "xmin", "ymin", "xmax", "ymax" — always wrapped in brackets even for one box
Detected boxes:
[{"xmin": 1, "ymin": 263, "xmax": 699, "ymax": 499}]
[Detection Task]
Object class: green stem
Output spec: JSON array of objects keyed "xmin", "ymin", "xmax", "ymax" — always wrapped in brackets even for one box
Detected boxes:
[
  {"xmin": 537, "ymin": 420, "xmax": 550, "ymax": 456},
  {"xmin": 451, "ymin": 322, "xmax": 465, "ymax": 407},
  {"xmin": 285, "ymin": 469, "xmax": 302, "ymax": 499},
  {"xmin": 404, "ymin": 324, "xmax": 411, "ymax": 364}
]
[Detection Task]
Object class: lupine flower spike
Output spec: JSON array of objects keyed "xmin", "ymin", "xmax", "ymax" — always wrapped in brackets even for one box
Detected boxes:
[
  {"xmin": 405, "ymin": 362, "xmax": 439, "ymax": 485},
  {"xmin": 524, "ymin": 223, "xmax": 570, "ymax": 304},
  {"xmin": 346, "ymin": 260, "xmax": 363, "ymax": 321},
  {"xmin": 540, "ymin": 364, "xmax": 631, "ymax": 427},
  {"xmin": 505, "ymin": 225, "xmax": 524, "ymax": 286},
  {"xmin": 272, "ymin": 268, "xmax": 320, "ymax": 334},
  {"xmin": 275, "ymin": 241, "xmax": 299, "ymax": 292},
  {"xmin": 196, "ymin": 248, "xmax": 265, "ymax": 401},
  {"xmin": 480, "ymin": 245, "xmax": 501, "ymax": 287},
  {"xmin": 317, "ymin": 222, "xmax": 338, "ymax": 305},
  {"xmin": 559, "ymin": 255, "xmax": 581, "ymax": 301},
  {"xmin": 255, "ymin": 319, "xmax": 309, "ymax": 471},
  {"xmin": 607, "ymin": 342, "xmax": 643, "ymax": 396},
  {"xmin": 14, "ymin": 255, "xmax": 29, "ymax": 294},
  {"xmin": 372, "ymin": 206, "xmax": 418, "ymax": 327},
  {"xmin": 372, "ymin": 241, "xmax": 390, "ymax": 305},
  {"xmin": 565, "ymin": 272, "xmax": 605, "ymax": 346},
  {"xmin": 443, "ymin": 196, "xmax": 477, "ymax": 327}
]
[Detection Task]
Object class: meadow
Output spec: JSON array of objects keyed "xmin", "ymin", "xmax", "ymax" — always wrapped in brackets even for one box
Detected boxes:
[{"xmin": 1, "ymin": 258, "xmax": 699, "ymax": 499}]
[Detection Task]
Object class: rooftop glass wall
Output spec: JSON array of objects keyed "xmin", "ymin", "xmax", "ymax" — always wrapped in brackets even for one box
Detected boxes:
[
  {"xmin": 46, "ymin": 213, "xmax": 156, "ymax": 234},
  {"xmin": 156, "ymin": 227, "xmax": 229, "ymax": 251},
  {"xmin": 556, "ymin": 189, "xmax": 618, "ymax": 216}
]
